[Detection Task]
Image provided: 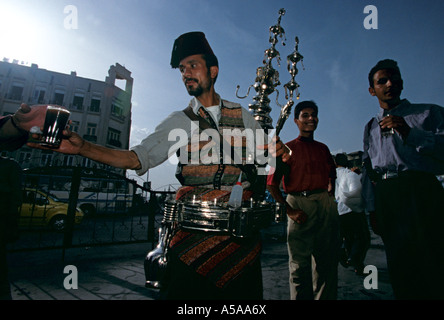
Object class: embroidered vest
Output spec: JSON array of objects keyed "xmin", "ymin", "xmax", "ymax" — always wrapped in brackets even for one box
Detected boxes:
[{"xmin": 175, "ymin": 100, "xmax": 253, "ymax": 202}]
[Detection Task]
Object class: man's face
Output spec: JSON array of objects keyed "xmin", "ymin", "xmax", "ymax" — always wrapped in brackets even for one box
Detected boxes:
[
  {"xmin": 369, "ymin": 69, "xmax": 403, "ymax": 107},
  {"xmin": 295, "ymin": 107, "xmax": 318, "ymax": 133},
  {"xmin": 178, "ymin": 54, "xmax": 217, "ymax": 97}
]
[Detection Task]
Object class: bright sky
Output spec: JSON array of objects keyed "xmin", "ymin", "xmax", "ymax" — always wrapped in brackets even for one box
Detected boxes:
[{"xmin": 2, "ymin": 0, "xmax": 444, "ymax": 190}]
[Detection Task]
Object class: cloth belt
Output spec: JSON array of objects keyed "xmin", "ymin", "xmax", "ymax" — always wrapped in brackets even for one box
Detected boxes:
[{"xmin": 290, "ymin": 189, "xmax": 326, "ymax": 197}]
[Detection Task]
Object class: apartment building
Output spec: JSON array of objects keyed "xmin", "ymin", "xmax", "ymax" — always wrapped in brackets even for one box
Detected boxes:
[{"xmin": 0, "ymin": 59, "xmax": 133, "ymax": 175}]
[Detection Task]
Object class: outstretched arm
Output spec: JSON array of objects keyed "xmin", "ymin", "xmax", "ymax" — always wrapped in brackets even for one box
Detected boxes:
[{"xmin": 28, "ymin": 127, "xmax": 142, "ymax": 170}]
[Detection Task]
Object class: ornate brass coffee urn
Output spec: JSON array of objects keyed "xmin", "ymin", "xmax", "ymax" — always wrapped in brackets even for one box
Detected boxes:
[
  {"xmin": 236, "ymin": 8, "xmax": 304, "ymax": 136},
  {"xmin": 236, "ymin": 8, "xmax": 304, "ymax": 198}
]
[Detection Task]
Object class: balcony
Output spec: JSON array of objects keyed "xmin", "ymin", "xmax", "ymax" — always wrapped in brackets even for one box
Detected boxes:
[
  {"xmin": 107, "ymin": 139, "xmax": 122, "ymax": 148},
  {"xmin": 83, "ymin": 134, "xmax": 98, "ymax": 143}
]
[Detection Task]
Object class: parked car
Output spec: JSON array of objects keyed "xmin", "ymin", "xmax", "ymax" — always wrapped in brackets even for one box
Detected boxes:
[{"xmin": 19, "ymin": 188, "xmax": 84, "ymax": 231}]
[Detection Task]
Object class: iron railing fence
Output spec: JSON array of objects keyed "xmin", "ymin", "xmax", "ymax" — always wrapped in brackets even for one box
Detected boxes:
[{"xmin": 7, "ymin": 166, "xmax": 174, "ymax": 254}]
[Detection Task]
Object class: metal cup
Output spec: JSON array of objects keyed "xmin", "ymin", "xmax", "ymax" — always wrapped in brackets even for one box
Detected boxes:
[{"xmin": 38, "ymin": 105, "xmax": 70, "ymax": 148}]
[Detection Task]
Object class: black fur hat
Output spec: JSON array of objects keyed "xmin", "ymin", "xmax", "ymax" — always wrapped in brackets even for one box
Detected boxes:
[{"xmin": 170, "ymin": 31, "xmax": 217, "ymax": 68}]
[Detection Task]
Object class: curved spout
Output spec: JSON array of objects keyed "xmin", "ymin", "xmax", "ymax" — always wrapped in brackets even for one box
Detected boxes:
[{"xmin": 235, "ymin": 84, "xmax": 254, "ymax": 99}]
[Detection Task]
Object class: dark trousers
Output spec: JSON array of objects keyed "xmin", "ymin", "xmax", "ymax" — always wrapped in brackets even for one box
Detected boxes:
[
  {"xmin": 375, "ymin": 172, "xmax": 444, "ymax": 299},
  {"xmin": 339, "ymin": 211, "xmax": 371, "ymax": 270}
]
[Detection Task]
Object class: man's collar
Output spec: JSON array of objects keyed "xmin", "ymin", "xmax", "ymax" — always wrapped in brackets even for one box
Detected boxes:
[
  {"xmin": 297, "ymin": 135, "xmax": 314, "ymax": 142},
  {"xmin": 191, "ymin": 95, "xmax": 222, "ymax": 114},
  {"xmin": 379, "ymin": 98, "xmax": 409, "ymax": 117}
]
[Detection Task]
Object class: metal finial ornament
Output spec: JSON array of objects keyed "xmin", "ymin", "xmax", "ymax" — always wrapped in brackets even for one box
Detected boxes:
[
  {"xmin": 265, "ymin": 8, "xmax": 286, "ymax": 66},
  {"xmin": 236, "ymin": 8, "xmax": 304, "ymax": 134},
  {"xmin": 275, "ymin": 36, "xmax": 304, "ymax": 136}
]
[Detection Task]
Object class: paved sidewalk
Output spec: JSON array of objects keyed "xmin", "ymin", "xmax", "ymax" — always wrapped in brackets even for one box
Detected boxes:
[
  {"xmin": 6, "ymin": 224, "xmax": 394, "ymax": 301},
  {"xmin": 262, "ymin": 225, "xmax": 394, "ymax": 300}
]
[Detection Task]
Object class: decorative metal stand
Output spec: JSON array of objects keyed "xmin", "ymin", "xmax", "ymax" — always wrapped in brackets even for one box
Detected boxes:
[
  {"xmin": 236, "ymin": 8, "xmax": 304, "ymax": 135},
  {"xmin": 235, "ymin": 8, "xmax": 304, "ymax": 199}
]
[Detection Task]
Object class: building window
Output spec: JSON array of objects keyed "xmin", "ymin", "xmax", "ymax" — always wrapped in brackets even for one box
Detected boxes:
[
  {"xmin": 53, "ymin": 91, "xmax": 65, "ymax": 105},
  {"xmin": 72, "ymin": 93, "xmax": 84, "ymax": 110},
  {"xmin": 82, "ymin": 157, "xmax": 92, "ymax": 168},
  {"xmin": 86, "ymin": 123, "xmax": 97, "ymax": 136},
  {"xmin": 33, "ymin": 87, "xmax": 46, "ymax": 104},
  {"xmin": 70, "ymin": 120, "xmax": 80, "ymax": 133},
  {"xmin": 83, "ymin": 123, "xmax": 98, "ymax": 142},
  {"xmin": 18, "ymin": 151, "xmax": 32, "ymax": 163},
  {"xmin": 90, "ymin": 98, "xmax": 101, "ymax": 112},
  {"xmin": 111, "ymin": 102, "xmax": 124, "ymax": 118},
  {"xmin": 8, "ymin": 83, "xmax": 24, "ymax": 100},
  {"xmin": 63, "ymin": 155, "xmax": 74, "ymax": 166},
  {"xmin": 107, "ymin": 128, "xmax": 121, "ymax": 147},
  {"xmin": 40, "ymin": 152, "xmax": 53, "ymax": 166}
]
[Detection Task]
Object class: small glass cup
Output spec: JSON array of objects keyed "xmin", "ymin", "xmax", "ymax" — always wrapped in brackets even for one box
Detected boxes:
[
  {"xmin": 30, "ymin": 105, "xmax": 70, "ymax": 148},
  {"xmin": 378, "ymin": 114, "xmax": 395, "ymax": 137}
]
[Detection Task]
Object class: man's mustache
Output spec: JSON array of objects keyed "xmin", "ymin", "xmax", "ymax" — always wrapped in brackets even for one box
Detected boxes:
[{"xmin": 184, "ymin": 77, "xmax": 198, "ymax": 84}]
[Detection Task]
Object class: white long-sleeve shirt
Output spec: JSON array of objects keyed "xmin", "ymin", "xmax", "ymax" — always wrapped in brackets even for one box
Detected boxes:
[{"xmin": 130, "ymin": 96, "xmax": 262, "ymax": 176}]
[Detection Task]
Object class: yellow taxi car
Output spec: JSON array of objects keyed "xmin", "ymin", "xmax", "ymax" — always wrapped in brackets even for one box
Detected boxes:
[{"xmin": 19, "ymin": 188, "xmax": 84, "ymax": 231}]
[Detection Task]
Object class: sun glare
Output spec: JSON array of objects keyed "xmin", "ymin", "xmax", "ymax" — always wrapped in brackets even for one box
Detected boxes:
[{"xmin": 0, "ymin": 3, "xmax": 50, "ymax": 65}]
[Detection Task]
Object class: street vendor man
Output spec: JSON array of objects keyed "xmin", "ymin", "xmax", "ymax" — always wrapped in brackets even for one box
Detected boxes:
[{"xmin": 27, "ymin": 31, "xmax": 291, "ymax": 300}]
